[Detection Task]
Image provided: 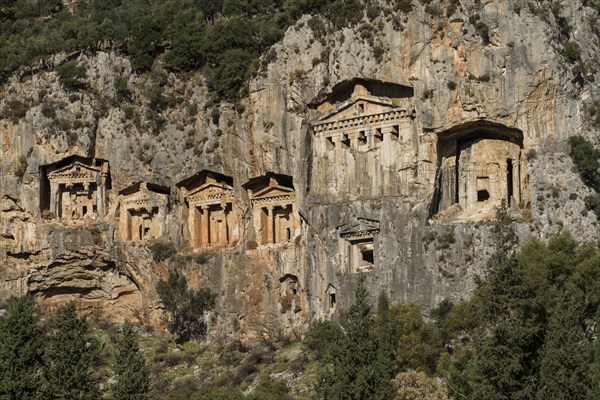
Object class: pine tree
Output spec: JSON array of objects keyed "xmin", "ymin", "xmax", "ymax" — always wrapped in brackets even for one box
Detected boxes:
[
  {"xmin": 0, "ymin": 296, "xmax": 44, "ymax": 400},
  {"xmin": 536, "ymin": 296, "xmax": 592, "ymax": 400},
  {"xmin": 372, "ymin": 291, "xmax": 396, "ymax": 400},
  {"xmin": 469, "ymin": 202, "xmax": 544, "ymax": 400},
  {"xmin": 318, "ymin": 275, "xmax": 377, "ymax": 400},
  {"xmin": 42, "ymin": 302, "xmax": 100, "ymax": 400},
  {"xmin": 341, "ymin": 274, "xmax": 376, "ymax": 400},
  {"xmin": 593, "ymin": 305, "xmax": 600, "ymax": 400},
  {"xmin": 111, "ymin": 322, "xmax": 151, "ymax": 400}
]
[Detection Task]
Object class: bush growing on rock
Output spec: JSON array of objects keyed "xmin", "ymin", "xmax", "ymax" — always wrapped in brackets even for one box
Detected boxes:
[
  {"xmin": 156, "ymin": 268, "xmax": 216, "ymax": 342},
  {"xmin": 149, "ymin": 241, "xmax": 176, "ymax": 262},
  {"xmin": 56, "ymin": 61, "xmax": 88, "ymax": 90}
]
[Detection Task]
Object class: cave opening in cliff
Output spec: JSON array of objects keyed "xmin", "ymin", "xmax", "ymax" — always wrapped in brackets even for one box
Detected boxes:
[{"xmin": 329, "ymin": 293, "xmax": 336, "ymax": 309}]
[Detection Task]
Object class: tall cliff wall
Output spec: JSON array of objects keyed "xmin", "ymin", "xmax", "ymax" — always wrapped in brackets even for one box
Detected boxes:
[{"xmin": 1, "ymin": 0, "xmax": 599, "ymax": 341}]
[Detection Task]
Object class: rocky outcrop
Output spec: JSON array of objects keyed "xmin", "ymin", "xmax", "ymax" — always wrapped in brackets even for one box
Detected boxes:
[{"xmin": 1, "ymin": 0, "xmax": 599, "ymax": 340}]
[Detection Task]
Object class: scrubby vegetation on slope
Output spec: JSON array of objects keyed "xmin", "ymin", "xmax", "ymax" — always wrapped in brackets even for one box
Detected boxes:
[
  {"xmin": 0, "ymin": 0, "xmax": 371, "ymax": 98},
  {"xmin": 3, "ymin": 0, "xmax": 597, "ymax": 101}
]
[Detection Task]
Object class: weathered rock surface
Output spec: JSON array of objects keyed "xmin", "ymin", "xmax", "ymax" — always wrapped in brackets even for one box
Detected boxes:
[{"xmin": 1, "ymin": 0, "xmax": 599, "ymax": 340}]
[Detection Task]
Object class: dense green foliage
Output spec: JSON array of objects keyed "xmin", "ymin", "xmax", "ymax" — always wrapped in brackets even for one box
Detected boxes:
[
  {"xmin": 438, "ymin": 207, "xmax": 600, "ymax": 399},
  {"xmin": 306, "ymin": 203, "xmax": 600, "ymax": 399},
  {"xmin": 111, "ymin": 322, "xmax": 152, "ymax": 400},
  {"xmin": 569, "ymin": 135, "xmax": 600, "ymax": 192},
  {"xmin": 0, "ymin": 296, "xmax": 44, "ymax": 400},
  {"xmin": 42, "ymin": 302, "xmax": 101, "ymax": 400},
  {"xmin": 568, "ymin": 135, "xmax": 600, "ymax": 218},
  {"xmin": 308, "ymin": 278, "xmax": 399, "ymax": 400},
  {"xmin": 0, "ymin": 0, "xmax": 373, "ymax": 98},
  {"xmin": 156, "ymin": 268, "xmax": 216, "ymax": 342}
]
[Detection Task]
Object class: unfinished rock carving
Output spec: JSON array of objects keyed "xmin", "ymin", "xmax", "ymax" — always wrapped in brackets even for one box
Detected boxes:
[
  {"xmin": 432, "ymin": 121, "xmax": 529, "ymax": 221},
  {"xmin": 117, "ymin": 182, "xmax": 170, "ymax": 241}
]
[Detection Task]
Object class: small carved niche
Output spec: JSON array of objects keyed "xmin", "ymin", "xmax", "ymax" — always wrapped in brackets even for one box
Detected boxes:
[
  {"xmin": 326, "ymin": 284, "xmax": 337, "ymax": 312},
  {"xmin": 279, "ymin": 274, "xmax": 301, "ymax": 314}
]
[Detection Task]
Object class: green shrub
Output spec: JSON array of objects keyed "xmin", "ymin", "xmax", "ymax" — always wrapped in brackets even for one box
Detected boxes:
[
  {"xmin": 156, "ymin": 268, "xmax": 216, "ymax": 342},
  {"xmin": 114, "ymin": 76, "xmax": 131, "ymax": 101},
  {"xmin": 3, "ymin": 99, "xmax": 28, "ymax": 122},
  {"xmin": 55, "ymin": 61, "xmax": 87, "ymax": 90},
  {"xmin": 568, "ymin": 135, "xmax": 600, "ymax": 192},
  {"xmin": 148, "ymin": 241, "xmax": 176, "ymax": 262},
  {"xmin": 563, "ymin": 41, "xmax": 581, "ymax": 64},
  {"xmin": 304, "ymin": 320, "xmax": 345, "ymax": 361},
  {"xmin": 13, "ymin": 155, "xmax": 28, "ymax": 180},
  {"xmin": 396, "ymin": 0, "xmax": 413, "ymax": 14},
  {"xmin": 475, "ymin": 21, "xmax": 490, "ymax": 44},
  {"xmin": 585, "ymin": 194, "xmax": 600, "ymax": 218}
]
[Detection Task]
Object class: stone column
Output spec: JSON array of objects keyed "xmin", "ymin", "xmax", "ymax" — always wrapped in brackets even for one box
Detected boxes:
[
  {"xmin": 220, "ymin": 206, "xmax": 228, "ymax": 245},
  {"xmin": 266, "ymin": 205, "xmax": 274, "ymax": 244},
  {"xmin": 188, "ymin": 204, "xmax": 197, "ymax": 247},
  {"xmin": 291, "ymin": 203, "xmax": 300, "ymax": 235},
  {"xmin": 201, "ymin": 205, "xmax": 209, "ymax": 247},
  {"xmin": 49, "ymin": 181, "xmax": 59, "ymax": 216},
  {"xmin": 334, "ymin": 135, "xmax": 342, "ymax": 165},
  {"xmin": 351, "ymin": 132, "xmax": 359, "ymax": 148}
]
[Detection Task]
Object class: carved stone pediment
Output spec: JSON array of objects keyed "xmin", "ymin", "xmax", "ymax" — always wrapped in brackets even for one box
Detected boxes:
[
  {"xmin": 47, "ymin": 162, "xmax": 101, "ymax": 182},
  {"xmin": 119, "ymin": 182, "xmax": 169, "ymax": 210},
  {"xmin": 251, "ymin": 185, "xmax": 295, "ymax": 202},
  {"xmin": 317, "ymin": 94, "xmax": 398, "ymax": 122},
  {"xmin": 186, "ymin": 182, "xmax": 234, "ymax": 205},
  {"xmin": 338, "ymin": 217, "xmax": 380, "ymax": 240}
]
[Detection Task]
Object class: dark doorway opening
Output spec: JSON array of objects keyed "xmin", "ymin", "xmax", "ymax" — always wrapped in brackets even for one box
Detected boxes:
[
  {"xmin": 477, "ymin": 190, "xmax": 490, "ymax": 202},
  {"xmin": 507, "ymin": 159, "xmax": 514, "ymax": 205}
]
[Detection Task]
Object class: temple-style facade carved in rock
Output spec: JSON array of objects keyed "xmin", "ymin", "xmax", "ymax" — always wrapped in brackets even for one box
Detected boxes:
[
  {"xmin": 117, "ymin": 182, "xmax": 170, "ymax": 241},
  {"xmin": 338, "ymin": 218, "xmax": 380, "ymax": 273},
  {"xmin": 177, "ymin": 170, "xmax": 238, "ymax": 249},
  {"xmin": 309, "ymin": 78, "xmax": 422, "ymax": 199},
  {"xmin": 432, "ymin": 121, "xmax": 529, "ymax": 220},
  {"xmin": 243, "ymin": 173, "xmax": 300, "ymax": 246},
  {"xmin": 40, "ymin": 155, "xmax": 110, "ymax": 221}
]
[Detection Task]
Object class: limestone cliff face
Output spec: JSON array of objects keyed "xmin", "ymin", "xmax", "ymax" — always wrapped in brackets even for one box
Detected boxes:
[{"xmin": 1, "ymin": 0, "xmax": 599, "ymax": 340}]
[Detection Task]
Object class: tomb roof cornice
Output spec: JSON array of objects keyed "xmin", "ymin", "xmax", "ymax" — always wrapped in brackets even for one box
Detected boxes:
[
  {"xmin": 316, "ymin": 94, "xmax": 398, "ymax": 121},
  {"xmin": 312, "ymin": 106, "xmax": 416, "ymax": 134},
  {"xmin": 251, "ymin": 193, "xmax": 295, "ymax": 206}
]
